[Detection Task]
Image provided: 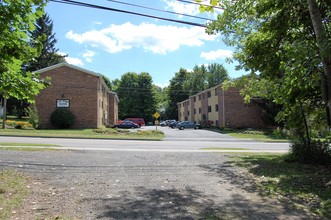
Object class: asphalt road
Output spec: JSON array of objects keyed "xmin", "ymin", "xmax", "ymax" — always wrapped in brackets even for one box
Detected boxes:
[{"xmin": 0, "ymin": 126, "xmax": 290, "ymax": 152}]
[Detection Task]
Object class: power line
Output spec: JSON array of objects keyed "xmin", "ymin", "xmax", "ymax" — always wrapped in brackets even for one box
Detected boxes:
[
  {"xmin": 105, "ymin": 0, "xmax": 212, "ymax": 21},
  {"xmin": 50, "ymin": 0, "xmax": 207, "ymax": 27}
]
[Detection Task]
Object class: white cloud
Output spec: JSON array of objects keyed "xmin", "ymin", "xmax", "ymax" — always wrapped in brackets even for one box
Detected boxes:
[
  {"xmin": 58, "ymin": 52, "xmax": 84, "ymax": 66},
  {"xmin": 66, "ymin": 22, "xmax": 218, "ymax": 55},
  {"xmin": 200, "ymin": 49, "xmax": 233, "ymax": 60},
  {"xmin": 163, "ymin": 0, "xmax": 200, "ymax": 17},
  {"xmin": 155, "ymin": 82, "xmax": 169, "ymax": 88},
  {"xmin": 163, "ymin": 0, "xmax": 222, "ymax": 18},
  {"xmin": 83, "ymin": 50, "xmax": 96, "ymax": 63},
  {"xmin": 65, "ymin": 57, "xmax": 84, "ymax": 66}
]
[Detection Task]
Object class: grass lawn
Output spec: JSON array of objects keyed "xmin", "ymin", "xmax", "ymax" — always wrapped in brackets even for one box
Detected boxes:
[
  {"xmin": 0, "ymin": 170, "xmax": 28, "ymax": 219},
  {"xmin": 201, "ymin": 147, "xmax": 250, "ymax": 151},
  {"xmin": 228, "ymin": 153, "xmax": 331, "ymax": 218},
  {"xmin": 0, "ymin": 127, "xmax": 164, "ymax": 140},
  {"xmin": 0, "ymin": 116, "xmax": 164, "ymax": 140},
  {"xmin": 0, "ymin": 142, "xmax": 61, "ymax": 151},
  {"xmin": 220, "ymin": 129, "xmax": 288, "ymax": 142}
]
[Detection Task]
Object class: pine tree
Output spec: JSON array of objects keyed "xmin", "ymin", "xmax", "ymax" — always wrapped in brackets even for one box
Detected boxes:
[
  {"xmin": 10, "ymin": 13, "xmax": 66, "ymax": 119},
  {"xmin": 26, "ymin": 13, "xmax": 66, "ymax": 71}
]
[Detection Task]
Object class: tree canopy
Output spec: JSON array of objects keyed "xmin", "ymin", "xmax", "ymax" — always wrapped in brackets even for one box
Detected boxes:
[
  {"xmin": 115, "ymin": 72, "xmax": 157, "ymax": 122},
  {"xmin": 165, "ymin": 68, "xmax": 190, "ymax": 120},
  {"xmin": 25, "ymin": 13, "xmax": 66, "ymax": 72},
  {"xmin": 0, "ymin": 0, "xmax": 47, "ymax": 101},
  {"xmin": 199, "ymin": 0, "xmax": 331, "ymax": 162},
  {"xmin": 1, "ymin": 1, "xmax": 47, "ymax": 128},
  {"xmin": 183, "ymin": 63, "xmax": 228, "ymax": 96}
]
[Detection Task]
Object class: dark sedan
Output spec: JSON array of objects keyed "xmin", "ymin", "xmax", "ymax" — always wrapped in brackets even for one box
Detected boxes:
[
  {"xmin": 114, "ymin": 120, "xmax": 139, "ymax": 129},
  {"xmin": 177, "ymin": 121, "xmax": 202, "ymax": 130},
  {"xmin": 169, "ymin": 121, "xmax": 179, "ymax": 129}
]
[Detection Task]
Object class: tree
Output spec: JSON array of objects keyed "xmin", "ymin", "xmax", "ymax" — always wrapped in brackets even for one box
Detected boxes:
[
  {"xmin": 116, "ymin": 72, "xmax": 157, "ymax": 123},
  {"xmin": 183, "ymin": 63, "xmax": 229, "ymax": 96},
  {"xmin": 183, "ymin": 65, "xmax": 208, "ymax": 96},
  {"xmin": 206, "ymin": 63, "xmax": 228, "ymax": 87},
  {"xmin": 306, "ymin": 0, "xmax": 331, "ymax": 124},
  {"xmin": 10, "ymin": 13, "xmax": 66, "ymax": 119},
  {"xmin": 166, "ymin": 68, "xmax": 190, "ymax": 119},
  {"xmin": 100, "ymin": 74, "xmax": 112, "ymax": 90},
  {"xmin": 153, "ymin": 85, "xmax": 167, "ymax": 119},
  {"xmin": 198, "ymin": 0, "xmax": 331, "ymax": 163},
  {"xmin": 137, "ymin": 72, "xmax": 157, "ymax": 123},
  {"xmin": 25, "ymin": 13, "xmax": 66, "ymax": 72},
  {"xmin": 0, "ymin": 0, "xmax": 47, "ymax": 128}
]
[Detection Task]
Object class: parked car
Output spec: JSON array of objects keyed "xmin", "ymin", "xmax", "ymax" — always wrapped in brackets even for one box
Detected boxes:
[
  {"xmin": 159, "ymin": 121, "xmax": 167, "ymax": 127},
  {"xmin": 169, "ymin": 121, "xmax": 179, "ymax": 129},
  {"xmin": 177, "ymin": 121, "xmax": 202, "ymax": 130},
  {"xmin": 114, "ymin": 120, "xmax": 140, "ymax": 129},
  {"xmin": 165, "ymin": 119, "xmax": 176, "ymax": 126},
  {"xmin": 123, "ymin": 118, "xmax": 145, "ymax": 127}
]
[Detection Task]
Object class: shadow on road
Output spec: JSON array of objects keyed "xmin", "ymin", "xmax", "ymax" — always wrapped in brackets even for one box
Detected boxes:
[{"xmin": 82, "ymin": 179, "xmax": 314, "ymax": 220}]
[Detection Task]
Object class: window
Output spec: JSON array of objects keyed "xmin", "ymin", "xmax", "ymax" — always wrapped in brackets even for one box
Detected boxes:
[
  {"xmin": 194, "ymin": 97, "xmax": 196, "ymax": 102},
  {"xmin": 208, "ymin": 106, "xmax": 212, "ymax": 112},
  {"xmin": 199, "ymin": 108, "xmax": 201, "ymax": 113},
  {"xmin": 199, "ymin": 95, "xmax": 201, "ymax": 100},
  {"xmin": 194, "ymin": 108, "xmax": 196, "ymax": 114},
  {"xmin": 207, "ymin": 91, "xmax": 211, "ymax": 98},
  {"xmin": 215, "ymin": 88, "xmax": 218, "ymax": 96},
  {"xmin": 187, "ymin": 111, "xmax": 190, "ymax": 116},
  {"xmin": 215, "ymin": 104, "xmax": 219, "ymax": 112}
]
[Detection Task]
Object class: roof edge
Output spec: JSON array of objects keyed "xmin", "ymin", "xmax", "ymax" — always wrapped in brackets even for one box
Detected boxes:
[{"xmin": 34, "ymin": 62, "xmax": 99, "ymax": 77}]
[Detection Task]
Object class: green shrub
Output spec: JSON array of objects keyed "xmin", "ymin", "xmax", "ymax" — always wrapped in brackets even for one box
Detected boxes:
[
  {"xmin": 26, "ymin": 105, "xmax": 40, "ymax": 129},
  {"xmin": 243, "ymin": 130, "xmax": 265, "ymax": 135},
  {"xmin": 287, "ymin": 139, "xmax": 331, "ymax": 165},
  {"xmin": 50, "ymin": 108, "xmax": 75, "ymax": 129},
  {"xmin": 272, "ymin": 128, "xmax": 287, "ymax": 139}
]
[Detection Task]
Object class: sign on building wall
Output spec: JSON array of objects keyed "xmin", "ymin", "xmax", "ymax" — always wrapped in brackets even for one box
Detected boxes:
[{"xmin": 56, "ymin": 99, "xmax": 70, "ymax": 108}]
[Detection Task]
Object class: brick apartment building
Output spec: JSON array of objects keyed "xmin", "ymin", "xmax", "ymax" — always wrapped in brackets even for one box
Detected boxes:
[
  {"xmin": 35, "ymin": 63, "xmax": 119, "ymax": 129},
  {"xmin": 177, "ymin": 84, "xmax": 265, "ymax": 128}
]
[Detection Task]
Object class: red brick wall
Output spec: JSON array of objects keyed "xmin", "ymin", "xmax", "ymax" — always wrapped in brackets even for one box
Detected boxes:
[
  {"xmin": 219, "ymin": 87, "xmax": 265, "ymax": 128},
  {"xmin": 35, "ymin": 66, "xmax": 99, "ymax": 128},
  {"xmin": 178, "ymin": 85, "xmax": 266, "ymax": 129},
  {"xmin": 108, "ymin": 92, "xmax": 119, "ymax": 125}
]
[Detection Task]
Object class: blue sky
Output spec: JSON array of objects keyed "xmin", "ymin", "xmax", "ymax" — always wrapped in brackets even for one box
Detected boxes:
[{"xmin": 46, "ymin": 0, "xmax": 247, "ymax": 87}]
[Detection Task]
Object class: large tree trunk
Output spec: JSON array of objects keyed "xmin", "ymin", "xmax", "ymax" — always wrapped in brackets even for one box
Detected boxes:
[
  {"xmin": 2, "ymin": 98, "xmax": 7, "ymax": 129},
  {"xmin": 307, "ymin": 0, "xmax": 331, "ymax": 124}
]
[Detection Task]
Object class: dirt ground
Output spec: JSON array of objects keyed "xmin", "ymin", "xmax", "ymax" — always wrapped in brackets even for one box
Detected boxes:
[{"xmin": 3, "ymin": 150, "xmax": 319, "ymax": 220}]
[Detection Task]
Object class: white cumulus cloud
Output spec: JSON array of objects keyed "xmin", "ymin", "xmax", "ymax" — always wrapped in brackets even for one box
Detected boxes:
[
  {"xmin": 200, "ymin": 49, "xmax": 233, "ymax": 60},
  {"xmin": 65, "ymin": 57, "xmax": 84, "ymax": 66},
  {"xmin": 163, "ymin": 0, "xmax": 200, "ymax": 16},
  {"xmin": 83, "ymin": 50, "xmax": 96, "ymax": 63},
  {"xmin": 65, "ymin": 22, "xmax": 218, "ymax": 55},
  {"xmin": 58, "ymin": 52, "xmax": 84, "ymax": 66},
  {"xmin": 163, "ymin": 0, "xmax": 221, "ymax": 18}
]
